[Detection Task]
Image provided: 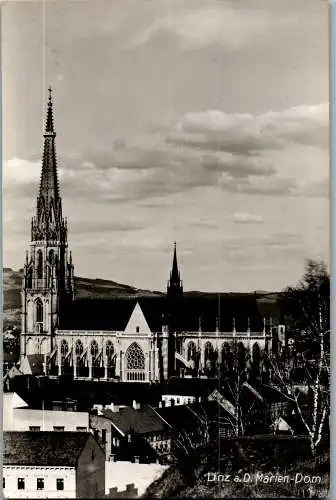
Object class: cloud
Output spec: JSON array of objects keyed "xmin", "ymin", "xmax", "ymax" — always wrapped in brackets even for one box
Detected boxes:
[
  {"xmin": 4, "ymin": 101, "xmax": 328, "ymax": 210},
  {"xmin": 131, "ymin": 4, "xmax": 301, "ymax": 51},
  {"xmin": 233, "ymin": 212, "xmax": 264, "ymax": 224},
  {"xmin": 70, "ymin": 220, "xmax": 147, "ymax": 234},
  {"xmin": 167, "ymin": 103, "xmax": 329, "ymax": 153}
]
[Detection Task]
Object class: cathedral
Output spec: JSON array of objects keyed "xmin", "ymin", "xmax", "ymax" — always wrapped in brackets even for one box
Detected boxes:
[{"xmin": 20, "ymin": 89, "xmax": 275, "ymax": 383}]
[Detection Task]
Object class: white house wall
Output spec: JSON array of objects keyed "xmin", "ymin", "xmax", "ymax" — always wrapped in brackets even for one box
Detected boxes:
[
  {"xmin": 3, "ymin": 408, "xmax": 89, "ymax": 432},
  {"xmin": 3, "ymin": 466, "xmax": 76, "ymax": 499}
]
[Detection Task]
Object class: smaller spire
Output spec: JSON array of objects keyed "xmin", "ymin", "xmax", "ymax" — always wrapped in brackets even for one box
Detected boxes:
[{"xmin": 172, "ymin": 242, "xmax": 179, "ymax": 279}]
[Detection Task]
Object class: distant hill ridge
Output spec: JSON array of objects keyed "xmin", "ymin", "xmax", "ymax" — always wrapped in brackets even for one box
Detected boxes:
[{"xmin": 3, "ymin": 268, "xmax": 280, "ymax": 329}]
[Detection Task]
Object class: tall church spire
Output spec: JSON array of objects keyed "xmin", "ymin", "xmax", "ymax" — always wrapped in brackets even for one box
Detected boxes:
[
  {"xmin": 21, "ymin": 87, "xmax": 75, "ymax": 361},
  {"xmin": 32, "ymin": 87, "xmax": 64, "ymax": 242}
]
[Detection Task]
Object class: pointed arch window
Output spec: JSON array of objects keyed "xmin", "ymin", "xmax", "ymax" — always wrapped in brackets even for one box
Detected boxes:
[
  {"xmin": 27, "ymin": 268, "xmax": 33, "ymax": 288},
  {"xmin": 60, "ymin": 340, "xmax": 69, "ymax": 366},
  {"xmin": 37, "ymin": 250, "xmax": 43, "ymax": 279},
  {"xmin": 49, "ymin": 250, "xmax": 54, "ymax": 264},
  {"xmin": 90, "ymin": 341, "xmax": 98, "ymax": 358},
  {"xmin": 187, "ymin": 341, "xmax": 197, "ymax": 361},
  {"xmin": 106, "ymin": 341, "xmax": 114, "ymax": 360},
  {"xmin": 204, "ymin": 342, "xmax": 214, "ymax": 361},
  {"xmin": 75, "ymin": 340, "xmax": 84, "ymax": 365},
  {"xmin": 126, "ymin": 343, "xmax": 145, "ymax": 370},
  {"xmin": 36, "ymin": 299, "xmax": 43, "ymax": 323}
]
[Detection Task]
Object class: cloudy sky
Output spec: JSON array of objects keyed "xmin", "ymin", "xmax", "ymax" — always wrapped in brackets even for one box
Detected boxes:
[{"xmin": 3, "ymin": 0, "xmax": 329, "ymax": 292}]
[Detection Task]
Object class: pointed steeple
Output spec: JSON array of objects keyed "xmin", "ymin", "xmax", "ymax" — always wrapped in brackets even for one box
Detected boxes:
[
  {"xmin": 167, "ymin": 242, "xmax": 183, "ymax": 298},
  {"xmin": 171, "ymin": 242, "xmax": 180, "ymax": 282},
  {"xmin": 32, "ymin": 87, "xmax": 65, "ymax": 242}
]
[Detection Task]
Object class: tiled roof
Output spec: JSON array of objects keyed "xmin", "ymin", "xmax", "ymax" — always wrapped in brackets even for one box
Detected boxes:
[
  {"xmin": 3, "ymin": 432, "xmax": 93, "ymax": 466},
  {"xmin": 101, "ymin": 405, "xmax": 167, "ymax": 435}
]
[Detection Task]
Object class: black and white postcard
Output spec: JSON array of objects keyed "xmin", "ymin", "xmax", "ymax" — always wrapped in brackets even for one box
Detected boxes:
[{"xmin": 3, "ymin": 1, "xmax": 330, "ymax": 498}]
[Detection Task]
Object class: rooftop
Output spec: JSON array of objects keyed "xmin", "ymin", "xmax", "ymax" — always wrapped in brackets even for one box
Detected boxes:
[
  {"xmin": 101, "ymin": 404, "xmax": 168, "ymax": 435},
  {"xmin": 3, "ymin": 431, "xmax": 94, "ymax": 467}
]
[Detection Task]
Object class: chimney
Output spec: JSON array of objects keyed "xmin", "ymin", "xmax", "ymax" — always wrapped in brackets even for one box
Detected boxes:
[
  {"xmin": 133, "ymin": 400, "xmax": 140, "ymax": 410},
  {"xmin": 159, "ymin": 401, "xmax": 163, "ymax": 408},
  {"xmin": 134, "ymin": 456, "xmax": 140, "ymax": 464}
]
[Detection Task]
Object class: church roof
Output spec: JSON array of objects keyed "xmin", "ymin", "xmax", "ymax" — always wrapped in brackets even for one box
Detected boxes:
[
  {"xmin": 59, "ymin": 293, "xmax": 277, "ymax": 333},
  {"xmin": 124, "ymin": 303, "xmax": 152, "ymax": 335}
]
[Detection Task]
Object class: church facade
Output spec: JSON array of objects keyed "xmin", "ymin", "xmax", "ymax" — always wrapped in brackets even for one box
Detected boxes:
[{"xmin": 20, "ymin": 90, "xmax": 274, "ymax": 383}]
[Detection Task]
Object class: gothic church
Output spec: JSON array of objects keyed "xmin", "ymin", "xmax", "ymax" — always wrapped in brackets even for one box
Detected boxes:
[{"xmin": 20, "ymin": 90, "xmax": 273, "ymax": 383}]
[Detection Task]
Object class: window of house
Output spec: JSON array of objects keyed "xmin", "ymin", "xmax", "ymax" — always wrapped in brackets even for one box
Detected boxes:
[
  {"xmin": 56, "ymin": 479, "xmax": 64, "ymax": 491},
  {"xmin": 136, "ymin": 326, "xmax": 140, "ymax": 333},
  {"xmin": 76, "ymin": 426, "xmax": 87, "ymax": 432},
  {"xmin": 29, "ymin": 426, "xmax": 41, "ymax": 432},
  {"xmin": 112, "ymin": 436, "xmax": 119, "ymax": 447},
  {"xmin": 53, "ymin": 426, "xmax": 64, "ymax": 432},
  {"xmin": 18, "ymin": 478, "xmax": 25, "ymax": 490},
  {"xmin": 102, "ymin": 429, "xmax": 107, "ymax": 443},
  {"xmin": 91, "ymin": 450, "xmax": 95, "ymax": 461},
  {"xmin": 3, "ymin": 477, "xmax": 5, "ymax": 489},
  {"xmin": 37, "ymin": 478, "xmax": 44, "ymax": 490}
]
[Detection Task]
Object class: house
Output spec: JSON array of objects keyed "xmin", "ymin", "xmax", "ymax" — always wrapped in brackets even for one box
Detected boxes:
[
  {"xmin": 154, "ymin": 399, "xmax": 236, "ymax": 454},
  {"xmin": 161, "ymin": 394, "xmax": 199, "ymax": 407},
  {"xmin": 89, "ymin": 400, "xmax": 171, "ymax": 464},
  {"xmin": 3, "ymin": 431, "xmax": 105, "ymax": 498},
  {"xmin": 3, "ymin": 392, "xmax": 90, "ymax": 432}
]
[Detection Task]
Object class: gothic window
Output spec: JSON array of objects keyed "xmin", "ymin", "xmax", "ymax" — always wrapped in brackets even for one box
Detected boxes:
[
  {"xmin": 27, "ymin": 268, "xmax": 33, "ymax": 288},
  {"xmin": 187, "ymin": 341, "xmax": 196, "ymax": 361},
  {"xmin": 126, "ymin": 342, "xmax": 145, "ymax": 370},
  {"xmin": 49, "ymin": 249, "xmax": 55, "ymax": 264},
  {"xmin": 75, "ymin": 340, "xmax": 84, "ymax": 365},
  {"xmin": 61, "ymin": 340, "xmax": 68, "ymax": 356},
  {"xmin": 75, "ymin": 340, "xmax": 83, "ymax": 356},
  {"xmin": 37, "ymin": 250, "xmax": 43, "ymax": 279},
  {"xmin": 36, "ymin": 299, "xmax": 43, "ymax": 323},
  {"xmin": 106, "ymin": 341, "xmax": 114, "ymax": 366},
  {"xmin": 91, "ymin": 341, "xmax": 98, "ymax": 358},
  {"xmin": 204, "ymin": 342, "xmax": 214, "ymax": 361}
]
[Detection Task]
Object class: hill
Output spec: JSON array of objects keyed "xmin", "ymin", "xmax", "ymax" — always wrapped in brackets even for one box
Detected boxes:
[{"xmin": 3, "ymin": 268, "xmax": 281, "ymax": 330}]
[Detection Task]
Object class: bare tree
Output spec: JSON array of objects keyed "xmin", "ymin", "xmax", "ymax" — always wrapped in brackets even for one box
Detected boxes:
[{"xmin": 268, "ymin": 260, "xmax": 330, "ymax": 455}]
